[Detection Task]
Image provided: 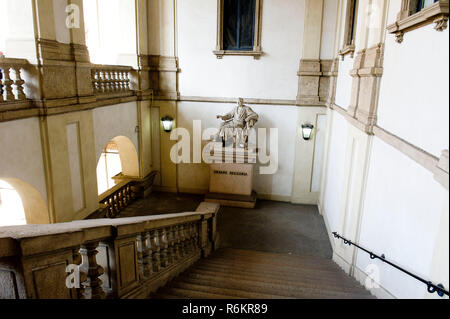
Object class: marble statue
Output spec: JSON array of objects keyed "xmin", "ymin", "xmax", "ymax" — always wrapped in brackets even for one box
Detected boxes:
[{"xmin": 214, "ymin": 98, "xmax": 259, "ymax": 148}]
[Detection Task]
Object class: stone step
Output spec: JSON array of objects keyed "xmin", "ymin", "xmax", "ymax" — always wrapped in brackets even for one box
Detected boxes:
[
  {"xmin": 178, "ymin": 274, "xmax": 373, "ymax": 299},
  {"xmin": 160, "ymin": 287, "xmax": 242, "ymax": 299},
  {"xmin": 186, "ymin": 267, "xmax": 364, "ymax": 291},
  {"xmin": 197, "ymin": 259, "xmax": 351, "ymax": 280},
  {"xmin": 170, "ymin": 281, "xmax": 294, "ymax": 299},
  {"xmin": 152, "ymin": 248, "xmax": 374, "ymax": 299},
  {"xmin": 181, "ymin": 270, "xmax": 371, "ymax": 296}
]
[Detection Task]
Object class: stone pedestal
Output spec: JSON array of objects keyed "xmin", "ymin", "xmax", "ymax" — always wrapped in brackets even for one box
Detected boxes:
[{"xmin": 204, "ymin": 144, "xmax": 257, "ymax": 208}]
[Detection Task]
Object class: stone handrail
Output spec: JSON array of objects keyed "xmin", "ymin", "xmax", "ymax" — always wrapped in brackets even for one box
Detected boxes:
[
  {"xmin": 0, "ymin": 58, "xmax": 29, "ymax": 104},
  {"xmin": 91, "ymin": 64, "xmax": 133, "ymax": 96},
  {"xmin": 0, "ymin": 202, "xmax": 220, "ymax": 299}
]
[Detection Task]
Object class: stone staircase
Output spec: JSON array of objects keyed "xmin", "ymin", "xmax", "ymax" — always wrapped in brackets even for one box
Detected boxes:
[{"xmin": 152, "ymin": 248, "xmax": 375, "ymax": 299}]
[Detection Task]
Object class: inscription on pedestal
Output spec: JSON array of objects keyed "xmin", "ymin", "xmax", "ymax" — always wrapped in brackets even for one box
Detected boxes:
[{"xmin": 209, "ymin": 163, "xmax": 253, "ymax": 196}]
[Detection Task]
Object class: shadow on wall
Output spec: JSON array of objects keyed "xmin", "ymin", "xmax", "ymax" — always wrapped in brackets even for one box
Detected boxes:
[{"xmin": 0, "ymin": 178, "xmax": 50, "ymax": 225}]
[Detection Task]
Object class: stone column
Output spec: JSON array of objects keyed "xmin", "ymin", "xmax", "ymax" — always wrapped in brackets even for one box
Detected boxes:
[{"xmin": 297, "ymin": 0, "xmax": 324, "ymax": 105}]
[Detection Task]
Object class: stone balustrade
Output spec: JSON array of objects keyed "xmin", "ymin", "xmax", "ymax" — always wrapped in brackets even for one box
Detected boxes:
[
  {"xmin": 98, "ymin": 181, "xmax": 135, "ymax": 218},
  {"xmin": 0, "ymin": 202, "xmax": 220, "ymax": 299},
  {"xmin": 91, "ymin": 65, "xmax": 132, "ymax": 96},
  {"xmin": 0, "ymin": 58, "xmax": 29, "ymax": 104}
]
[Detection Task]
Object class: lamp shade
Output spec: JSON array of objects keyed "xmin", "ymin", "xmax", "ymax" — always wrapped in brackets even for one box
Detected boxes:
[
  {"xmin": 301, "ymin": 124, "xmax": 314, "ymax": 140},
  {"xmin": 161, "ymin": 116, "xmax": 174, "ymax": 132}
]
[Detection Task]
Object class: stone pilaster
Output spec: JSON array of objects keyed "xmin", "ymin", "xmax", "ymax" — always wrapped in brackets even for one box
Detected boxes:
[{"xmin": 347, "ymin": 44, "xmax": 384, "ymax": 134}]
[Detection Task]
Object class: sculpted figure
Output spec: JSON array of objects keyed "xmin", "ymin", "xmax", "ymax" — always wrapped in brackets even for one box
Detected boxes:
[{"xmin": 214, "ymin": 98, "xmax": 258, "ymax": 148}]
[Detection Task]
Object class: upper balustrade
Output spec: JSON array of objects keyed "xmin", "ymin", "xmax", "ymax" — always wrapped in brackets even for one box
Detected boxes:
[
  {"xmin": 91, "ymin": 64, "xmax": 134, "ymax": 99},
  {"xmin": 0, "ymin": 58, "xmax": 30, "ymax": 109},
  {"xmin": 0, "ymin": 202, "xmax": 220, "ymax": 299}
]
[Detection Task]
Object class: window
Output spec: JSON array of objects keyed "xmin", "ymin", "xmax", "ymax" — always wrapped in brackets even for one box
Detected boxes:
[
  {"xmin": 410, "ymin": 0, "xmax": 439, "ymax": 15},
  {"xmin": 214, "ymin": 0, "xmax": 262, "ymax": 59},
  {"xmin": 339, "ymin": 0, "xmax": 358, "ymax": 60},
  {"xmin": 387, "ymin": 0, "xmax": 448, "ymax": 43},
  {"xmin": 96, "ymin": 142, "xmax": 123, "ymax": 195}
]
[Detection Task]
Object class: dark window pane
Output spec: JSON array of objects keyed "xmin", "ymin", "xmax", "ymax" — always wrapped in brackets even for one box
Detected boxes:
[
  {"xmin": 239, "ymin": 0, "xmax": 255, "ymax": 50},
  {"xmin": 223, "ymin": 0, "xmax": 239, "ymax": 50}
]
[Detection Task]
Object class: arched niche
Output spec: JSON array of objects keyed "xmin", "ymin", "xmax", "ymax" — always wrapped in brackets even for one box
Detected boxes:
[{"xmin": 0, "ymin": 178, "xmax": 50, "ymax": 225}]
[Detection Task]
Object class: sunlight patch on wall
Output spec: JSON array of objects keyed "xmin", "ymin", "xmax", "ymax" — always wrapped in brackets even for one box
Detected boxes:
[{"xmin": 0, "ymin": 179, "xmax": 26, "ymax": 226}]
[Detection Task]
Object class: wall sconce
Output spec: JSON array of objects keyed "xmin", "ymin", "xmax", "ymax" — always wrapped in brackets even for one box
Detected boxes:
[
  {"xmin": 301, "ymin": 123, "xmax": 314, "ymax": 141},
  {"xmin": 161, "ymin": 116, "xmax": 174, "ymax": 133}
]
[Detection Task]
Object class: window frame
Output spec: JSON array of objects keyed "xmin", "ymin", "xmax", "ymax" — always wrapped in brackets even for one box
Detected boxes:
[
  {"xmin": 387, "ymin": 0, "xmax": 448, "ymax": 43},
  {"xmin": 213, "ymin": 0, "xmax": 263, "ymax": 59},
  {"xmin": 339, "ymin": 0, "xmax": 359, "ymax": 60}
]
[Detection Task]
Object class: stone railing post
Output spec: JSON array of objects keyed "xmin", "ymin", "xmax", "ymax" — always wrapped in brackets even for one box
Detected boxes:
[{"xmin": 80, "ymin": 242, "xmax": 106, "ymax": 299}]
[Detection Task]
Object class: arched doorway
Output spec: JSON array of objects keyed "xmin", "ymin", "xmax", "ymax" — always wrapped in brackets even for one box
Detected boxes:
[
  {"xmin": 96, "ymin": 136, "xmax": 139, "ymax": 195},
  {"xmin": 0, "ymin": 178, "xmax": 50, "ymax": 226}
]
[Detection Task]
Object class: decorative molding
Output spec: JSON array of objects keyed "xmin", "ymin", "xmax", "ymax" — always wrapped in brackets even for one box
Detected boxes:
[
  {"xmin": 179, "ymin": 95, "xmax": 325, "ymax": 107},
  {"xmin": 297, "ymin": 59, "xmax": 338, "ymax": 105},
  {"xmin": 387, "ymin": 0, "xmax": 449, "ymax": 43},
  {"xmin": 213, "ymin": 0, "xmax": 263, "ymax": 60},
  {"xmin": 338, "ymin": 44, "xmax": 355, "ymax": 60}
]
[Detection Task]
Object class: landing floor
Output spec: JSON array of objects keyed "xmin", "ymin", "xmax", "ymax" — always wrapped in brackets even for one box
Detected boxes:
[{"xmin": 96, "ymin": 191, "xmax": 333, "ymax": 259}]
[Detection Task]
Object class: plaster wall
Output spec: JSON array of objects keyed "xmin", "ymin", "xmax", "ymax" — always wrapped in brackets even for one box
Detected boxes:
[
  {"xmin": 0, "ymin": 118, "xmax": 49, "ymax": 215},
  {"xmin": 377, "ymin": 4, "xmax": 449, "ymax": 157},
  {"xmin": 92, "ymin": 102, "xmax": 139, "ymax": 166},
  {"xmin": 176, "ymin": 0, "xmax": 306, "ymax": 100}
]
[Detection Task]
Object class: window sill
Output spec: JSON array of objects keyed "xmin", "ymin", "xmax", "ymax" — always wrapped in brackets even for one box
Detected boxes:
[
  {"xmin": 213, "ymin": 49, "xmax": 263, "ymax": 60},
  {"xmin": 338, "ymin": 45, "xmax": 355, "ymax": 61},
  {"xmin": 387, "ymin": 1, "xmax": 449, "ymax": 43}
]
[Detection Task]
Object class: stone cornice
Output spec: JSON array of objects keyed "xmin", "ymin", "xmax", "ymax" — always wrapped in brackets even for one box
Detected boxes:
[{"xmin": 387, "ymin": 0, "xmax": 449, "ymax": 43}]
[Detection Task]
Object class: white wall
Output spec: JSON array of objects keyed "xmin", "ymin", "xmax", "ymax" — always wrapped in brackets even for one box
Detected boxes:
[
  {"xmin": 92, "ymin": 102, "xmax": 139, "ymax": 163},
  {"xmin": 320, "ymin": 0, "xmax": 449, "ymax": 299},
  {"xmin": 355, "ymin": 136, "xmax": 447, "ymax": 299},
  {"xmin": 177, "ymin": 0, "xmax": 306, "ymax": 100},
  {"xmin": 0, "ymin": 118, "xmax": 48, "ymax": 205},
  {"xmin": 322, "ymin": 110, "xmax": 349, "ymax": 232},
  {"xmin": 377, "ymin": 6, "xmax": 449, "ymax": 157}
]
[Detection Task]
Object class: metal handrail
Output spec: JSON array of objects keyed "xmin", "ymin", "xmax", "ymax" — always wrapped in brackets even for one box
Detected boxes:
[{"xmin": 332, "ymin": 232, "xmax": 449, "ymax": 297}]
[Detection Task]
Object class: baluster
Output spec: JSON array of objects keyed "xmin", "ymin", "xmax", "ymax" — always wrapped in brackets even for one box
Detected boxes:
[
  {"xmin": 173, "ymin": 225, "xmax": 180, "ymax": 261},
  {"xmin": 93, "ymin": 70, "xmax": 100, "ymax": 93},
  {"xmin": 1, "ymin": 66, "xmax": 14, "ymax": 101},
  {"xmin": 126, "ymin": 185, "xmax": 132, "ymax": 202},
  {"xmin": 143, "ymin": 231, "xmax": 153, "ymax": 278},
  {"xmin": 184, "ymin": 223, "xmax": 193, "ymax": 255},
  {"xmin": 136, "ymin": 234, "xmax": 145, "ymax": 280},
  {"xmin": 178, "ymin": 224, "xmax": 186, "ymax": 257},
  {"xmin": 103, "ymin": 70, "xmax": 110, "ymax": 92},
  {"xmin": 99, "ymin": 70, "xmax": 106, "ymax": 93},
  {"xmin": 0, "ymin": 67, "xmax": 4, "ymax": 102},
  {"xmin": 167, "ymin": 226, "xmax": 175, "ymax": 264},
  {"xmin": 151, "ymin": 229, "xmax": 161, "ymax": 273},
  {"xmin": 191, "ymin": 223, "xmax": 198, "ymax": 251},
  {"xmin": 13, "ymin": 67, "xmax": 25, "ymax": 100},
  {"xmin": 160, "ymin": 228, "xmax": 169, "ymax": 267},
  {"xmin": 80, "ymin": 242, "xmax": 106, "ymax": 299},
  {"xmin": 124, "ymin": 71, "xmax": 130, "ymax": 91},
  {"xmin": 103, "ymin": 70, "xmax": 109, "ymax": 93}
]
